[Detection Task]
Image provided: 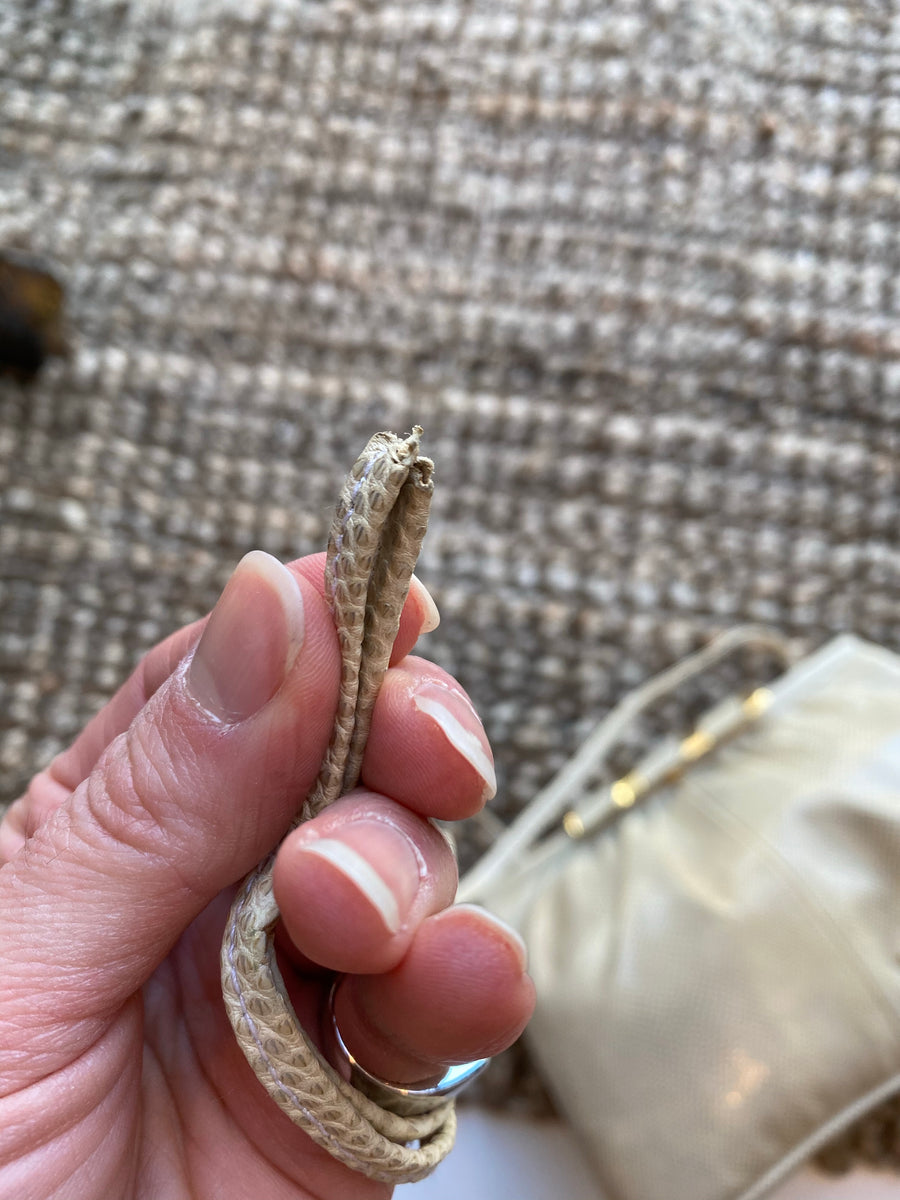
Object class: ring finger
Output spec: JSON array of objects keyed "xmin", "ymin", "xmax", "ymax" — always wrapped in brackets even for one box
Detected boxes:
[{"xmin": 273, "ymin": 790, "xmax": 534, "ymax": 1086}]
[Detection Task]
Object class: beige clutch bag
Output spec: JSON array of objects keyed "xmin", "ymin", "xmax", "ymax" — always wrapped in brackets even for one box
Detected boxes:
[{"xmin": 459, "ymin": 630, "xmax": 900, "ymax": 1200}]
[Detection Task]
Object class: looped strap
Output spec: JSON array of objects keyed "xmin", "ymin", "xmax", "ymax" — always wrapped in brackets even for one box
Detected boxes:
[{"xmin": 220, "ymin": 428, "xmax": 456, "ymax": 1185}]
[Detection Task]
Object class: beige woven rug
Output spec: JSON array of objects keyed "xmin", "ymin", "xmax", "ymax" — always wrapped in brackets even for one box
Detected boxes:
[{"xmin": 1, "ymin": 0, "xmax": 898, "ymax": 1169}]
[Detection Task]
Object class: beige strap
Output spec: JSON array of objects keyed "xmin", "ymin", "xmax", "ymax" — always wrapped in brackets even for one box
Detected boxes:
[
  {"xmin": 220, "ymin": 429, "xmax": 457, "ymax": 1184},
  {"xmin": 458, "ymin": 625, "xmax": 792, "ymax": 904}
]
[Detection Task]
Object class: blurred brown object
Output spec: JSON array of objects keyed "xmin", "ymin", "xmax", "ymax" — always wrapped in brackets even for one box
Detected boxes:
[{"xmin": 0, "ymin": 251, "xmax": 68, "ymax": 379}]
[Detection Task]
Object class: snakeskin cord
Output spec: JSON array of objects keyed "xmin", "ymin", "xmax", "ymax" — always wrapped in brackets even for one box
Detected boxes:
[{"xmin": 220, "ymin": 428, "xmax": 457, "ymax": 1184}]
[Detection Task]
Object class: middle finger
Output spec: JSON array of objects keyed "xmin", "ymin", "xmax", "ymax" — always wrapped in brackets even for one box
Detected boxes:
[{"xmin": 273, "ymin": 790, "xmax": 458, "ymax": 976}]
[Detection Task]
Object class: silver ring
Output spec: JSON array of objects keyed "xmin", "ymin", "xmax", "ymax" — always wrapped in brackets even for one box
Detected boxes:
[{"xmin": 326, "ymin": 979, "xmax": 490, "ymax": 1115}]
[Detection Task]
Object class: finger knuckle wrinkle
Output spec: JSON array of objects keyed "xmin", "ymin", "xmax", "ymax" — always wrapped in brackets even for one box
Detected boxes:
[{"xmin": 83, "ymin": 723, "xmax": 191, "ymax": 860}]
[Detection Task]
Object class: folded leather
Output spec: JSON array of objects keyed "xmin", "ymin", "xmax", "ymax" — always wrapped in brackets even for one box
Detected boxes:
[{"xmin": 220, "ymin": 429, "xmax": 458, "ymax": 1185}]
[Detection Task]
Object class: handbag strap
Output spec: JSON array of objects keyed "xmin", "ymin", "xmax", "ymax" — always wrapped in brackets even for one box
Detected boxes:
[
  {"xmin": 458, "ymin": 625, "xmax": 792, "ymax": 904},
  {"xmin": 220, "ymin": 429, "xmax": 459, "ymax": 1186}
]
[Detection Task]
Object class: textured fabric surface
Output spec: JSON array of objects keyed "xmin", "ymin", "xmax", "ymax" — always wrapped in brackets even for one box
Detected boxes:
[{"xmin": 1, "ymin": 0, "xmax": 899, "ymax": 1169}]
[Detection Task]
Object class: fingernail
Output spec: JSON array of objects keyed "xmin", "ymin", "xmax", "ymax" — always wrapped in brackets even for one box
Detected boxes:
[
  {"xmin": 293, "ymin": 820, "xmax": 421, "ymax": 936},
  {"xmin": 187, "ymin": 551, "xmax": 304, "ymax": 722},
  {"xmin": 413, "ymin": 682, "xmax": 497, "ymax": 799},
  {"xmin": 428, "ymin": 817, "xmax": 457, "ymax": 856},
  {"xmin": 454, "ymin": 903, "xmax": 529, "ymax": 972},
  {"xmin": 410, "ymin": 574, "xmax": 441, "ymax": 633}
]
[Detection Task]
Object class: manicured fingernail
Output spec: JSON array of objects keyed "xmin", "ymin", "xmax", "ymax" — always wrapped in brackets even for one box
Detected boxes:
[
  {"xmin": 187, "ymin": 551, "xmax": 304, "ymax": 722},
  {"xmin": 294, "ymin": 821, "xmax": 420, "ymax": 935},
  {"xmin": 413, "ymin": 681, "xmax": 497, "ymax": 799},
  {"xmin": 454, "ymin": 904, "xmax": 529, "ymax": 972},
  {"xmin": 411, "ymin": 574, "xmax": 441, "ymax": 633}
]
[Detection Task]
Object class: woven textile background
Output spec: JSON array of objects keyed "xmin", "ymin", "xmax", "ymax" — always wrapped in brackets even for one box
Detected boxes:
[{"xmin": 1, "ymin": 0, "xmax": 899, "ymax": 1158}]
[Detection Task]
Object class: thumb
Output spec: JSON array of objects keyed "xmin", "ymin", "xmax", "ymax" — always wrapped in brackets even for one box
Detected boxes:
[{"xmin": 0, "ymin": 551, "xmax": 339, "ymax": 1090}]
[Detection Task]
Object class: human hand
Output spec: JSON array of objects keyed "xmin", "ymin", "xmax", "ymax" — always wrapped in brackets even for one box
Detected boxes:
[{"xmin": 0, "ymin": 551, "xmax": 534, "ymax": 1199}]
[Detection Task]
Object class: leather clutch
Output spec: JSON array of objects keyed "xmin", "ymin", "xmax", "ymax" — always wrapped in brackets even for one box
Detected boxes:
[{"xmin": 461, "ymin": 632, "xmax": 900, "ymax": 1200}]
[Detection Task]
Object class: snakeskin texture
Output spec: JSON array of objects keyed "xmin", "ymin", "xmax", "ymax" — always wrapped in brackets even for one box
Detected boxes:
[{"xmin": 220, "ymin": 431, "xmax": 452, "ymax": 1184}]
